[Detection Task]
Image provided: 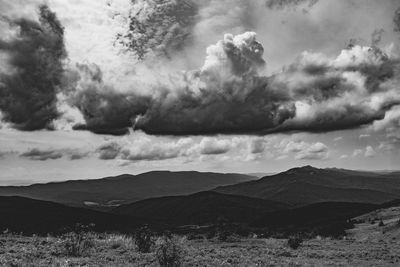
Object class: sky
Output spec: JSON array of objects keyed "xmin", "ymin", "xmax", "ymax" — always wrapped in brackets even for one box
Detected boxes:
[{"xmin": 0, "ymin": 0, "xmax": 399, "ymax": 185}]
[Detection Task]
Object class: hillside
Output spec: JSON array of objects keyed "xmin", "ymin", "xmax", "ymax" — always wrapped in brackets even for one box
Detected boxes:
[
  {"xmin": 0, "ymin": 196, "xmax": 145, "ymax": 234},
  {"xmin": 112, "ymin": 191, "xmax": 289, "ymax": 225},
  {"xmin": 214, "ymin": 166, "xmax": 400, "ymax": 206},
  {"xmin": 0, "ymin": 171, "xmax": 255, "ymax": 209}
]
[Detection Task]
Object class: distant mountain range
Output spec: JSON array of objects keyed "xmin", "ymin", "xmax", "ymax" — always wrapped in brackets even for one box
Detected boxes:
[
  {"xmin": 214, "ymin": 165, "xmax": 400, "ymax": 206},
  {"xmin": 0, "ymin": 171, "xmax": 256, "ymax": 209},
  {"xmin": 0, "ymin": 196, "xmax": 144, "ymax": 235},
  {"xmin": 112, "ymin": 191, "xmax": 289, "ymax": 225},
  {"xmin": 1, "ymin": 166, "xmax": 400, "ymax": 235}
]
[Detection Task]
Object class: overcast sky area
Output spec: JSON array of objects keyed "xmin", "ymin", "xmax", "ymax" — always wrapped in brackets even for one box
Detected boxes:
[{"xmin": 0, "ymin": 0, "xmax": 400, "ymax": 185}]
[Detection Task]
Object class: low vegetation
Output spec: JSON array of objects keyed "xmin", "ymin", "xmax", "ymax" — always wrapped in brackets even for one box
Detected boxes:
[
  {"xmin": 135, "ymin": 226, "xmax": 154, "ymax": 253},
  {"xmin": 155, "ymin": 234, "xmax": 185, "ymax": 267}
]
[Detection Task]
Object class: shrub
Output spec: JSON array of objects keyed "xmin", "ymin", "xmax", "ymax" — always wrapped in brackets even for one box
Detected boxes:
[
  {"xmin": 287, "ymin": 236, "xmax": 302, "ymax": 249},
  {"xmin": 106, "ymin": 234, "xmax": 134, "ymax": 250},
  {"xmin": 378, "ymin": 220, "xmax": 385, "ymax": 227},
  {"xmin": 60, "ymin": 231, "xmax": 95, "ymax": 257},
  {"xmin": 135, "ymin": 226, "xmax": 154, "ymax": 253},
  {"xmin": 58, "ymin": 223, "xmax": 96, "ymax": 257},
  {"xmin": 156, "ymin": 235, "xmax": 185, "ymax": 267}
]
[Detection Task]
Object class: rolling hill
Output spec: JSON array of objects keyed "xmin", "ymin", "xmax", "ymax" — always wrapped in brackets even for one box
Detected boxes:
[
  {"xmin": 0, "ymin": 171, "xmax": 255, "ymax": 209},
  {"xmin": 112, "ymin": 191, "xmax": 289, "ymax": 225},
  {"xmin": 0, "ymin": 196, "xmax": 145, "ymax": 235},
  {"xmin": 214, "ymin": 166, "xmax": 400, "ymax": 206}
]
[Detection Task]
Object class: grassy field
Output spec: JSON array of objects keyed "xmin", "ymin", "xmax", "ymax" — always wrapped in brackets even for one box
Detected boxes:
[{"xmin": 1, "ymin": 208, "xmax": 400, "ymax": 267}]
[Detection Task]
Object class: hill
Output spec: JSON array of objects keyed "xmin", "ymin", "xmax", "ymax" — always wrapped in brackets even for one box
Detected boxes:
[
  {"xmin": 214, "ymin": 166, "xmax": 400, "ymax": 206},
  {"xmin": 0, "ymin": 171, "xmax": 255, "ymax": 209},
  {"xmin": 0, "ymin": 196, "xmax": 145, "ymax": 235},
  {"xmin": 112, "ymin": 191, "xmax": 289, "ymax": 225}
]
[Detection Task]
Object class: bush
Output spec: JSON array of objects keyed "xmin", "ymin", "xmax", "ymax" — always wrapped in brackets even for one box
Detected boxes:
[
  {"xmin": 378, "ymin": 220, "xmax": 385, "ymax": 227},
  {"xmin": 156, "ymin": 235, "xmax": 185, "ymax": 267},
  {"xmin": 58, "ymin": 223, "xmax": 96, "ymax": 257},
  {"xmin": 135, "ymin": 226, "xmax": 154, "ymax": 253},
  {"xmin": 287, "ymin": 236, "xmax": 302, "ymax": 249},
  {"xmin": 60, "ymin": 231, "xmax": 95, "ymax": 257},
  {"xmin": 106, "ymin": 234, "xmax": 134, "ymax": 250}
]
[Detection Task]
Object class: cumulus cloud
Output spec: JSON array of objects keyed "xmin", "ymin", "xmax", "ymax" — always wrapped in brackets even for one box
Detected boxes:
[
  {"xmin": 1, "ymin": 3, "xmax": 400, "ymax": 138},
  {"xmin": 0, "ymin": 5, "xmax": 67, "ymax": 130},
  {"xmin": 194, "ymin": 137, "xmax": 232, "ymax": 155},
  {"xmin": 278, "ymin": 139, "xmax": 329, "ymax": 160},
  {"xmin": 353, "ymin": 148, "xmax": 363, "ymax": 157},
  {"xmin": 364, "ymin": 145, "xmax": 376, "ymax": 158},
  {"xmin": 121, "ymin": 135, "xmax": 193, "ymax": 161}
]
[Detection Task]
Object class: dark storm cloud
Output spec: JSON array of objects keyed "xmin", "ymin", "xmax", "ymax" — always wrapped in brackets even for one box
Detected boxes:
[
  {"xmin": 0, "ymin": 5, "xmax": 66, "ymax": 130},
  {"xmin": 63, "ymin": 32, "xmax": 400, "ymax": 136},
  {"xmin": 116, "ymin": 0, "xmax": 198, "ymax": 60},
  {"xmin": 20, "ymin": 148, "xmax": 63, "ymax": 161},
  {"xmin": 68, "ymin": 64, "xmax": 151, "ymax": 136},
  {"xmin": 265, "ymin": 0, "xmax": 318, "ymax": 10},
  {"xmin": 132, "ymin": 32, "xmax": 295, "ymax": 135}
]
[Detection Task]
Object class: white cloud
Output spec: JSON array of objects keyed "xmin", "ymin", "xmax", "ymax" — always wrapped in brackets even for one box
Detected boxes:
[{"xmin": 364, "ymin": 146, "xmax": 376, "ymax": 158}]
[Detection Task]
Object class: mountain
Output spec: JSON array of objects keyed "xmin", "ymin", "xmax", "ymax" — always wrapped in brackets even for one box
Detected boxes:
[
  {"xmin": 214, "ymin": 166, "xmax": 400, "ymax": 206},
  {"xmin": 0, "ymin": 196, "xmax": 145, "ymax": 235},
  {"xmin": 112, "ymin": 191, "xmax": 289, "ymax": 225},
  {"xmin": 251, "ymin": 201, "xmax": 381, "ymax": 237},
  {"xmin": 0, "ymin": 171, "xmax": 256, "ymax": 209}
]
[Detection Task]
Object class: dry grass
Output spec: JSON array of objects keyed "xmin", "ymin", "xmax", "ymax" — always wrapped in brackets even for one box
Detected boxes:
[{"xmin": 1, "ymin": 213, "xmax": 400, "ymax": 267}]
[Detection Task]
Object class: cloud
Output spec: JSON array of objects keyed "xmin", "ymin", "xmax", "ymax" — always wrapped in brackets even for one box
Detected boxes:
[
  {"xmin": 394, "ymin": 7, "xmax": 400, "ymax": 33},
  {"xmin": 0, "ymin": 5, "xmax": 67, "ymax": 131},
  {"xmin": 364, "ymin": 145, "xmax": 376, "ymax": 157},
  {"xmin": 121, "ymin": 135, "xmax": 193, "ymax": 161},
  {"xmin": 265, "ymin": 0, "xmax": 319, "ymax": 10},
  {"xmin": 19, "ymin": 147, "xmax": 89, "ymax": 161},
  {"xmin": 96, "ymin": 142, "xmax": 122, "ymax": 160},
  {"xmin": 294, "ymin": 142, "xmax": 329, "ymax": 160},
  {"xmin": 1, "ymin": 3, "xmax": 400, "ymax": 137},
  {"xmin": 194, "ymin": 137, "xmax": 232, "ymax": 155},
  {"xmin": 0, "ymin": 150, "xmax": 15, "ymax": 159},
  {"xmin": 66, "ymin": 63, "xmax": 151, "ymax": 136},
  {"xmin": 116, "ymin": 0, "xmax": 198, "ymax": 60},
  {"xmin": 278, "ymin": 139, "xmax": 329, "ymax": 160},
  {"xmin": 20, "ymin": 148, "xmax": 63, "ymax": 161},
  {"xmin": 371, "ymin": 28, "xmax": 384, "ymax": 47},
  {"xmin": 353, "ymin": 148, "xmax": 363, "ymax": 157},
  {"xmin": 70, "ymin": 35, "xmax": 400, "ymax": 136},
  {"xmin": 333, "ymin": 136, "xmax": 343, "ymax": 142},
  {"xmin": 249, "ymin": 138, "xmax": 268, "ymax": 153}
]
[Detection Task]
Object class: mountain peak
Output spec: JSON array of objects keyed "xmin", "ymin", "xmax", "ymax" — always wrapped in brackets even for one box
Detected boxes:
[{"xmin": 284, "ymin": 165, "xmax": 321, "ymax": 175}]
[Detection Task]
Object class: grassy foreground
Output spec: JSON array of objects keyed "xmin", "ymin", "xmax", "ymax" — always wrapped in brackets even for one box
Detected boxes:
[
  {"xmin": 1, "ymin": 206, "xmax": 400, "ymax": 267},
  {"xmin": 1, "ymin": 229, "xmax": 400, "ymax": 267}
]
